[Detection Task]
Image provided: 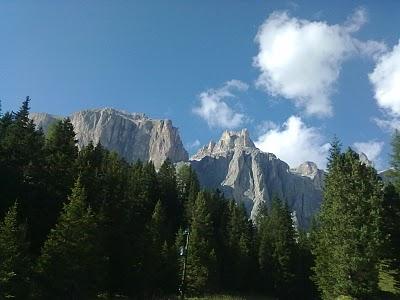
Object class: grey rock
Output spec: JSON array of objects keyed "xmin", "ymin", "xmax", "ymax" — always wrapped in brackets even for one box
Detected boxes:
[
  {"xmin": 31, "ymin": 108, "xmax": 188, "ymax": 168},
  {"xmin": 190, "ymin": 129, "xmax": 323, "ymax": 227},
  {"xmin": 359, "ymin": 152, "xmax": 373, "ymax": 167},
  {"xmin": 29, "ymin": 112, "xmax": 62, "ymax": 132}
]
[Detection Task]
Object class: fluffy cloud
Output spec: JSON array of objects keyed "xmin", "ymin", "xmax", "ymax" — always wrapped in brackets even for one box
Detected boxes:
[
  {"xmin": 193, "ymin": 80, "xmax": 248, "ymax": 129},
  {"xmin": 254, "ymin": 8, "xmax": 386, "ymax": 117},
  {"xmin": 186, "ymin": 139, "xmax": 201, "ymax": 150},
  {"xmin": 369, "ymin": 40, "xmax": 400, "ymax": 116},
  {"xmin": 353, "ymin": 140, "xmax": 384, "ymax": 168},
  {"xmin": 255, "ymin": 116, "xmax": 330, "ymax": 169}
]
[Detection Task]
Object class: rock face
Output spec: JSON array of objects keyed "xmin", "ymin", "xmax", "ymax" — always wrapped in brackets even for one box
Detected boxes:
[
  {"xmin": 190, "ymin": 129, "xmax": 323, "ymax": 227},
  {"xmin": 30, "ymin": 108, "xmax": 188, "ymax": 168},
  {"xmin": 359, "ymin": 152, "xmax": 373, "ymax": 167}
]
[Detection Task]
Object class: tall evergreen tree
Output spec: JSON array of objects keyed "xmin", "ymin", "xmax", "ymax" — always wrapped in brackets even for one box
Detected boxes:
[
  {"xmin": 380, "ymin": 130, "xmax": 400, "ymax": 292},
  {"xmin": 176, "ymin": 164, "xmax": 200, "ymax": 226},
  {"xmin": 158, "ymin": 159, "xmax": 181, "ymax": 242},
  {"xmin": 257, "ymin": 197, "xmax": 297, "ymax": 298},
  {"xmin": 186, "ymin": 191, "xmax": 217, "ymax": 296},
  {"xmin": 0, "ymin": 202, "xmax": 31, "ymax": 299},
  {"xmin": 44, "ymin": 118, "xmax": 78, "ymax": 201},
  {"xmin": 312, "ymin": 147, "xmax": 384, "ymax": 299},
  {"xmin": 35, "ymin": 178, "xmax": 104, "ymax": 299},
  {"xmin": 0, "ymin": 97, "xmax": 47, "ymax": 252}
]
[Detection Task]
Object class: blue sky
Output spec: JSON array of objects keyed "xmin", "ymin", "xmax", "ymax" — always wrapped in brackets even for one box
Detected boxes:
[{"xmin": 1, "ymin": 1, "xmax": 400, "ymax": 169}]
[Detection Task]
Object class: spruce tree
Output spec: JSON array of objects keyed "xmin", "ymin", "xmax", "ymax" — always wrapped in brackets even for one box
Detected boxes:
[
  {"xmin": 312, "ymin": 147, "xmax": 384, "ymax": 299},
  {"xmin": 0, "ymin": 202, "xmax": 31, "ymax": 299},
  {"xmin": 0, "ymin": 97, "xmax": 47, "ymax": 252},
  {"xmin": 35, "ymin": 178, "xmax": 104, "ymax": 299},
  {"xmin": 257, "ymin": 197, "xmax": 297, "ymax": 297},
  {"xmin": 186, "ymin": 191, "xmax": 217, "ymax": 295},
  {"xmin": 158, "ymin": 159, "xmax": 181, "ymax": 242},
  {"xmin": 44, "ymin": 118, "xmax": 78, "ymax": 201}
]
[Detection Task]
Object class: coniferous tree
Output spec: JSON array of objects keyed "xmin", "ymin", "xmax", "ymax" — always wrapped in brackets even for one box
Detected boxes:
[
  {"xmin": 257, "ymin": 197, "xmax": 297, "ymax": 298},
  {"xmin": 312, "ymin": 146, "xmax": 384, "ymax": 299},
  {"xmin": 380, "ymin": 130, "xmax": 400, "ymax": 292},
  {"xmin": 0, "ymin": 97, "xmax": 47, "ymax": 252},
  {"xmin": 144, "ymin": 200, "xmax": 179, "ymax": 295},
  {"xmin": 225, "ymin": 201, "xmax": 253, "ymax": 292},
  {"xmin": 158, "ymin": 159, "xmax": 181, "ymax": 242},
  {"xmin": 186, "ymin": 191, "xmax": 217, "ymax": 295},
  {"xmin": 44, "ymin": 118, "xmax": 78, "ymax": 201},
  {"xmin": 0, "ymin": 202, "xmax": 31, "ymax": 299},
  {"xmin": 35, "ymin": 178, "xmax": 104, "ymax": 299},
  {"xmin": 176, "ymin": 164, "xmax": 200, "ymax": 225}
]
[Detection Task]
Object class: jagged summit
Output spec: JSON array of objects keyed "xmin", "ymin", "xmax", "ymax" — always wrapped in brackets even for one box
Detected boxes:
[
  {"xmin": 189, "ymin": 129, "xmax": 323, "ymax": 227},
  {"xmin": 191, "ymin": 128, "xmax": 256, "ymax": 160},
  {"xmin": 78, "ymin": 107, "xmax": 148, "ymax": 121}
]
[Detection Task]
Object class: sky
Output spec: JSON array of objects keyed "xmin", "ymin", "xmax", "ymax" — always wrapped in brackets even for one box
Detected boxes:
[{"xmin": 1, "ymin": 0, "xmax": 400, "ymax": 170}]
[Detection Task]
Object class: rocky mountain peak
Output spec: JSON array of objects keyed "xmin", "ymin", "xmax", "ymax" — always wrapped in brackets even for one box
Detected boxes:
[
  {"xmin": 359, "ymin": 152, "xmax": 373, "ymax": 167},
  {"xmin": 292, "ymin": 161, "xmax": 319, "ymax": 178},
  {"xmin": 191, "ymin": 128, "xmax": 256, "ymax": 160},
  {"xmin": 220, "ymin": 128, "xmax": 255, "ymax": 149}
]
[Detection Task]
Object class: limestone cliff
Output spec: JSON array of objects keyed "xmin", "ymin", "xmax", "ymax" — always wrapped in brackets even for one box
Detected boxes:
[
  {"xmin": 190, "ymin": 129, "xmax": 323, "ymax": 227},
  {"xmin": 30, "ymin": 108, "xmax": 188, "ymax": 168}
]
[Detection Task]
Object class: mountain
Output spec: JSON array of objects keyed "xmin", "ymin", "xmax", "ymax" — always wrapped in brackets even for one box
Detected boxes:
[
  {"xmin": 31, "ymin": 109, "xmax": 324, "ymax": 227},
  {"xmin": 30, "ymin": 108, "xmax": 188, "ymax": 168},
  {"xmin": 189, "ymin": 129, "xmax": 323, "ymax": 227}
]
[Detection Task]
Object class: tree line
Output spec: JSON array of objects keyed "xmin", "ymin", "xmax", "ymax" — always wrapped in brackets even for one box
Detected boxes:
[{"xmin": 0, "ymin": 97, "xmax": 400, "ymax": 299}]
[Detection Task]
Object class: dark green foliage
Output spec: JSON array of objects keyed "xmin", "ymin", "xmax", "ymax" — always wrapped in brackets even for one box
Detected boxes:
[
  {"xmin": 390, "ymin": 130, "xmax": 400, "ymax": 190},
  {"xmin": 186, "ymin": 192, "xmax": 217, "ymax": 295},
  {"xmin": 177, "ymin": 164, "xmax": 200, "ymax": 226},
  {"xmin": 312, "ymin": 146, "xmax": 384, "ymax": 299},
  {"xmin": 257, "ymin": 198, "xmax": 297, "ymax": 298},
  {"xmin": 0, "ymin": 97, "xmax": 47, "ymax": 253},
  {"xmin": 380, "ymin": 131, "xmax": 400, "ymax": 294},
  {"xmin": 35, "ymin": 178, "xmax": 105, "ymax": 299},
  {"xmin": 0, "ymin": 99, "xmax": 390, "ymax": 299},
  {"xmin": 0, "ymin": 202, "xmax": 31, "ymax": 299}
]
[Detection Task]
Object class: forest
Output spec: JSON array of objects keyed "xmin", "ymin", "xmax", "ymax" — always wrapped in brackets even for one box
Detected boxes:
[{"xmin": 1, "ymin": 97, "xmax": 400, "ymax": 300}]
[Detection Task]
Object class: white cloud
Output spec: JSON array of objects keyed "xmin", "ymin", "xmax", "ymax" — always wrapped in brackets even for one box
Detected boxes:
[
  {"xmin": 193, "ymin": 80, "xmax": 249, "ymax": 129},
  {"xmin": 369, "ymin": 40, "xmax": 400, "ymax": 116},
  {"xmin": 353, "ymin": 140, "xmax": 384, "ymax": 168},
  {"xmin": 187, "ymin": 139, "xmax": 201, "ymax": 150},
  {"xmin": 374, "ymin": 117, "xmax": 400, "ymax": 132},
  {"xmin": 255, "ymin": 116, "xmax": 330, "ymax": 169},
  {"xmin": 253, "ymin": 8, "xmax": 386, "ymax": 117}
]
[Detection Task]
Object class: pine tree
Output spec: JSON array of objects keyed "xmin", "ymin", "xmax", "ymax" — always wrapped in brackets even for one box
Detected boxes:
[
  {"xmin": 257, "ymin": 197, "xmax": 297, "ymax": 297},
  {"xmin": 176, "ymin": 164, "xmax": 200, "ymax": 225},
  {"xmin": 186, "ymin": 191, "xmax": 217, "ymax": 295},
  {"xmin": 312, "ymin": 147, "xmax": 384, "ymax": 299},
  {"xmin": 225, "ymin": 201, "xmax": 253, "ymax": 292},
  {"xmin": 380, "ymin": 130, "xmax": 400, "ymax": 292},
  {"xmin": 144, "ymin": 200, "xmax": 178, "ymax": 295},
  {"xmin": 0, "ymin": 97, "xmax": 47, "ymax": 252},
  {"xmin": 35, "ymin": 178, "xmax": 105, "ymax": 299},
  {"xmin": 44, "ymin": 118, "xmax": 78, "ymax": 201},
  {"xmin": 390, "ymin": 130, "xmax": 400, "ymax": 190},
  {"xmin": 158, "ymin": 159, "xmax": 181, "ymax": 242},
  {"xmin": 0, "ymin": 202, "xmax": 31, "ymax": 299}
]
